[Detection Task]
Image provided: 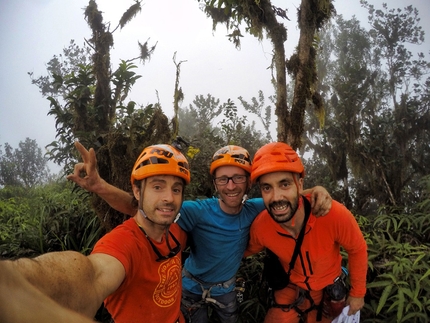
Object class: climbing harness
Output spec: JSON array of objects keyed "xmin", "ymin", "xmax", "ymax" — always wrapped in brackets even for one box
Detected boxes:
[{"xmin": 182, "ymin": 268, "xmax": 237, "ymax": 310}]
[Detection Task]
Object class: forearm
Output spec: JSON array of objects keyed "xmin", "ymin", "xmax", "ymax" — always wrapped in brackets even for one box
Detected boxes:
[
  {"xmin": 94, "ymin": 178, "xmax": 136, "ymax": 215},
  {"xmin": 348, "ymin": 250, "xmax": 368, "ymax": 297},
  {"xmin": 11, "ymin": 251, "xmax": 103, "ymax": 317},
  {"xmin": 0, "ymin": 260, "xmax": 95, "ymax": 323}
]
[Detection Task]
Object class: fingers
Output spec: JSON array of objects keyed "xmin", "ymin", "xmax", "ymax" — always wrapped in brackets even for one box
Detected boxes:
[
  {"xmin": 73, "ymin": 141, "xmax": 98, "ymax": 173},
  {"xmin": 311, "ymin": 187, "xmax": 332, "ymax": 217},
  {"xmin": 347, "ymin": 307, "xmax": 359, "ymax": 316},
  {"xmin": 346, "ymin": 296, "xmax": 364, "ymax": 315},
  {"xmin": 74, "ymin": 141, "xmax": 90, "ymax": 163},
  {"xmin": 74, "ymin": 141, "xmax": 97, "ymax": 166},
  {"xmin": 66, "ymin": 163, "xmax": 86, "ymax": 186}
]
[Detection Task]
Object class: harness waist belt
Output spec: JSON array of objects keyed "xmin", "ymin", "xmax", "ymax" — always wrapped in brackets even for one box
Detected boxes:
[{"xmin": 182, "ymin": 268, "xmax": 236, "ymax": 289}]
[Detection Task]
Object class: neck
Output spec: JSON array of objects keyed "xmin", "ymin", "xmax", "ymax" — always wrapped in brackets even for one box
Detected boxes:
[
  {"xmin": 134, "ymin": 212, "xmax": 167, "ymax": 242},
  {"xmin": 280, "ymin": 204, "xmax": 305, "ymax": 238},
  {"xmin": 218, "ymin": 198, "xmax": 243, "ymax": 214}
]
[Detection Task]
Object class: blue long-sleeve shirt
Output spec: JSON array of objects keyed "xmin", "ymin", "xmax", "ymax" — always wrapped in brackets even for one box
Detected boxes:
[{"xmin": 178, "ymin": 197, "xmax": 265, "ymax": 296}]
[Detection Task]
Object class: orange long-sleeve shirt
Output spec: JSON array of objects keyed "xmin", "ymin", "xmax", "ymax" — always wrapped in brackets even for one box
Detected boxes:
[{"xmin": 245, "ymin": 198, "xmax": 368, "ymax": 298}]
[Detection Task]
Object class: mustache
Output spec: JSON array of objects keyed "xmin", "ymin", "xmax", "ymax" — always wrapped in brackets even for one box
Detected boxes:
[{"xmin": 156, "ymin": 202, "xmax": 177, "ymax": 209}]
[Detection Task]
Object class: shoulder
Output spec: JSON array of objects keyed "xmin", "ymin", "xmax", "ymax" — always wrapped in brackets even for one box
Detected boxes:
[
  {"xmin": 246, "ymin": 197, "xmax": 265, "ymax": 210},
  {"xmin": 169, "ymin": 223, "xmax": 187, "ymax": 246},
  {"xmin": 94, "ymin": 219, "xmax": 139, "ymax": 250},
  {"xmin": 324, "ymin": 200, "xmax": 355, "ymax": 219},
  {"xmin": 251, "ymin": 209, "xmax": 271, "ymax": 228},
  {"xmin": 313, "ymin": 200, "xmax": 360, "ymax": 230},
  {"xmin": 182, "ymin": 197, "xmax": 217, "ymax": 209}
]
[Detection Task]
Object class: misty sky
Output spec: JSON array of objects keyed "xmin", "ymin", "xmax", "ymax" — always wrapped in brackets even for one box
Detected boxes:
[{"xmin": 0, "ymin": 0, "xmax": 428, "ymax": 172}]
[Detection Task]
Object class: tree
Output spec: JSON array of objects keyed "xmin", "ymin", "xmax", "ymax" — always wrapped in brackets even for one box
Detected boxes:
[
  {"xmin": 198, "ymin": 0, "xmax": 334, "ymax": 148},
  {"xmin": 31, "ymin": 1, "xmax": 167, "ymax": 230},
  {"xmin": 178, "ymin": 94, "xmax": 268, "ymax": 200},
  {"xmin": 0, "ymin": 138, "xmax": 50, "ymax": 188},
  {"xmin": 305, "ymin": 2, "xmax": 430, "ymax": 213}
]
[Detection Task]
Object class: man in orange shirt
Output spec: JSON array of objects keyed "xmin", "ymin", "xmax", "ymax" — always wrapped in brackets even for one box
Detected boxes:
[
  {"xmin": 245, "ymin": 142, "xmax": 367, "ymax": 323},
  {"xmin": 0, "ymin": 143, "xmax": 190, "ymax": 323}
]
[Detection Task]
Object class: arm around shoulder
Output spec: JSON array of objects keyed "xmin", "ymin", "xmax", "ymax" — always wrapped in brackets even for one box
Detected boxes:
[{"xmin": 302, "ymin": 186, "xmax": 332, "ymax": 217}]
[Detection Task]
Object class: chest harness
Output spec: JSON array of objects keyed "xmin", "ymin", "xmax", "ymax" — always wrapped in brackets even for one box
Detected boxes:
[{"xmin": 267, "ymin": 197, "xmax": 324, "ymax": 320}]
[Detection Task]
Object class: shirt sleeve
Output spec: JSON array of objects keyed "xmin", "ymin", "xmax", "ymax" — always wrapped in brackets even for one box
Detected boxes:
[
  {"xmin": 244, "ymin": 211, "xmax": 266, "ymax": 257},
  {"xmin": 331, "ymin": 202, "xmax": 368, "ymax": 298}
]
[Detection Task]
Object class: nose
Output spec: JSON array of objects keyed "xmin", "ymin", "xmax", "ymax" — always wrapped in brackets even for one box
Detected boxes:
[
  {"xmin": 162, "ymin": 189, "xmax": 175, "ymax": 203},
  {"xmin": 272, "ymin": 187, "xmax": 284, "ymax": 201},
  {"xmin": 226, "ymin": 177, "xmax": 236, "ymax": 189}
]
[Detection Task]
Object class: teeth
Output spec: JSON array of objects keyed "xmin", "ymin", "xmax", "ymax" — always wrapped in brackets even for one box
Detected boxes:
[{"xmin": 273, "ymin": 204, "xmax": 287, "ymax": 211}]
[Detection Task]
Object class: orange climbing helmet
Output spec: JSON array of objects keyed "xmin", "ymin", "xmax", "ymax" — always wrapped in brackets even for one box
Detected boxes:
[
  {"xmin": 131, "ymin": 144, "xmax": 190, "ymax": 185},
  {"xmin": 250, "ymin": 142, "xmax": 305, "ymax": 183},
  {"xmin": 210, "ymin": 145, "xmax": 252, "ymax": 175}
]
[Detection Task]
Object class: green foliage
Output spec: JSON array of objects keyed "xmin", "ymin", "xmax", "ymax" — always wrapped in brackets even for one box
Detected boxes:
[
  {"xmin": 358, "ymin": 176, "xmax": 430, "ymax": 322},
  {"xmin": 236, "ymin": 252, "xmax": 267, "ymax": 322},
  {"xmin": 0, "ymin": 138, "xmax": 50, "ymax": 188},
  {"xmin": 239, "ymin": 90, "xmax": 275, "ymax": 142},
  {"xmin": 0, "ymin": 180, "xmax": 102, "ymax": 259},
  {"xmin": 219, "ymin": 99, "xmax": 248, "ymax": 144}
]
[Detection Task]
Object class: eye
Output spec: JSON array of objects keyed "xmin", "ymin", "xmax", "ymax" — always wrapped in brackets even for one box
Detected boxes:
[
  {"xmin": 260, "ymin": 185, "xmax": 271, "ymax": 192},
  {"xmin": 233, "ymin": 175, "xmax": 247, "ymax": 183},
  {"xmin": 173, "ymin": 187, "xmax": 183, "ymax": 194},
  {"xmin": 279, "ymin": 180, "xmax": 294, "ymax": 189}
]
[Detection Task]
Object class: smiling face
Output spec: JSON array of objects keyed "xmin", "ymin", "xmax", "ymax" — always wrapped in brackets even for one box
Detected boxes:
[
  {"xmin": 258, "ymin": 171, "xmax": 303, "ymax": 224},
  {"xmin": 133, "ymin": 175, "xmax": 184, "ymax": 226},
  {"xmin": 213, "ymin": 165, "xmax": 250, "ymax": 214}
]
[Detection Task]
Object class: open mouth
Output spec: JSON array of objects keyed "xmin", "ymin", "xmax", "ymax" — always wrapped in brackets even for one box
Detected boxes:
[
  {"xmin": 270, "ymin": 202, "xmax": 290, "ymax": 215},
  {"xmin": 157, "ymin": 206, "xmax": 175, "ymax": 217}
]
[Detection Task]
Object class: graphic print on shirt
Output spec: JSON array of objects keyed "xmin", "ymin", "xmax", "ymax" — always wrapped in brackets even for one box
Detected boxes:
[{"xmin": 153, "ymin": 256, "xmax": 181, "ymax": 307}]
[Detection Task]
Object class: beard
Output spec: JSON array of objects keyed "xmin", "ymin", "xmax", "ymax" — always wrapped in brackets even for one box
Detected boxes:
[
  {"xmin": 140, "ymin": 202, "xmax": 180, "ymax": 227},
  {"xmin": 267, "ymin": 197, "xmax": 299, "ymax": 224}
]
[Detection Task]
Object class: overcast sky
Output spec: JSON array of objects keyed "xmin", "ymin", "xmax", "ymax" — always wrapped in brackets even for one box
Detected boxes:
[{"xmin": 0, "ymin": 0, "xmax": 429, "ymax": 171}]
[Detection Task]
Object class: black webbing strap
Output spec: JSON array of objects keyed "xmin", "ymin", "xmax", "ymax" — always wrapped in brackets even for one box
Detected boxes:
[
  {"xmin": 286, "ymin": 196, "xmax": 311, "ymax": 277},
  {"xmin": 271, "ymin": 196, "xmax": 315, "ymax": 315}
]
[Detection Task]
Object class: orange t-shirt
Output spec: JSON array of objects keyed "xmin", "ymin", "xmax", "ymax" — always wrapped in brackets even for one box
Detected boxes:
[
  {"xmin": 92, "ymin": 218, "xmax": 187, "ymax": 323},
  {"xmin": 246, "ymin": 198, "xmax": 367, "ymax": 298}
]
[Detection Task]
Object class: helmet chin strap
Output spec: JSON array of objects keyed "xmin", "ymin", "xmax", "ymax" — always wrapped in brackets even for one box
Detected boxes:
[{"xmin": 242, "ymin": 194, "xmax": 248, "ymax": 204}]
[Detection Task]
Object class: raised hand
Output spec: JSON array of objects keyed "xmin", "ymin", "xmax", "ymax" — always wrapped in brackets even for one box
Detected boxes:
[{"xmin": 66, "ymin": 141, "xmax": 102, "ymax": 193}]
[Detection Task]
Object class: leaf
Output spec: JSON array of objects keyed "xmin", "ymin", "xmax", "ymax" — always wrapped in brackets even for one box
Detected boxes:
[
  {"xmin": 419, "ymin": 268, "xmax": 430, "ymax": 282},
  {"xmin": 376, "ymin": 284, "xmax": 393, "ymax": 314},
  {"xmin": 367, "ymin": 280, "xmax": 393, "ymax": 288},
  {"xmin": 396, "ymin": 288, "xmax": 405, "ymax": 323}
]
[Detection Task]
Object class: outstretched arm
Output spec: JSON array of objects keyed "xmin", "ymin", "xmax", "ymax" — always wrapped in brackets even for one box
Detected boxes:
[
  {"xmin": 1, "ymin": 251, "xmax": 125, "ymax": 318},
  {"xmin": 302, "ymin": 186, "xmax": 332, "ymax": 217},
  {"xmin": 67, "ymin": 141, "xmax": 136, "ymax": 216},
  {"xmin": 0, "ymin": 260, "xmax": 96, "ymax": 323}
]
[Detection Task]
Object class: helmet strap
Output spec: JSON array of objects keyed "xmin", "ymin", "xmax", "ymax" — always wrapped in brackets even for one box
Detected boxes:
[{"xmin": 242, "ymin": 194, "xmax": 248, "ymax": 204}]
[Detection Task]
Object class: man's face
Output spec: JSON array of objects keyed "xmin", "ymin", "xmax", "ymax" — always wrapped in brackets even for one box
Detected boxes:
[
  {"xmin": 133, "ymin": 175, "xmax": 184, "ymax": 226},
  {"xmin": 213, "ymin": 165, "xmax": 249, "ymax": 214},
  {"xmin": 258, "ymin": 171, "xmax": 303, "ymax": 223}
]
